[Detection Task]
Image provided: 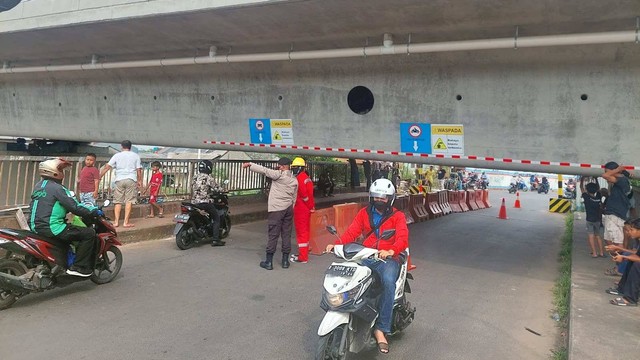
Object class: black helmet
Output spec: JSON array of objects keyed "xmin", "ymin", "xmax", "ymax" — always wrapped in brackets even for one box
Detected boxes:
[{"xmin": 198, "ymin": 160, "xmax": 213, "ymax": 174}]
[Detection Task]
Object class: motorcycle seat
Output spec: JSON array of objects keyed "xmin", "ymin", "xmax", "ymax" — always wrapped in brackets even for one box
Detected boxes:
[{"xmin": 0, "ymin": 228, "xmax": 68, "ymax": 248}]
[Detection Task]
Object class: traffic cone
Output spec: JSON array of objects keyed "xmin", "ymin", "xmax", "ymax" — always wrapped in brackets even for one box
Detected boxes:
[
  {"xmin": 497, "ymin": 198, "xmax": 508, "ymax": 219},
  {"xmin": 514, "ymin": 191, "xmax": 521, "ymax": 209}
]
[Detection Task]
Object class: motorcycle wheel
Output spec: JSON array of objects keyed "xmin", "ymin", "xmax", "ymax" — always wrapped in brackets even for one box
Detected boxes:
[
  {"xmin": 91, "ymin": 245, "xmax": 123, "ymax": 285},
  {"xmin": 220, "ymin": 214, "xmax": 231, "ymax": 239},
  {"xmin": 316, "ymin": 324, "xmax": 350, "ymax": 360},
  {"xmin": 0, "ymin": 259, "xmax": 26, "ymax": 310},
  {"xmin": 175, "ymin": 226, "xmax": 196, "ymax": 250}
]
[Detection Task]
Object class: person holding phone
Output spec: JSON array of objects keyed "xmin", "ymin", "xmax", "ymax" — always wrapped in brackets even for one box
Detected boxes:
[{"xmin": 605, "ymin": 218, "xmax": 640, "ymax": 306}]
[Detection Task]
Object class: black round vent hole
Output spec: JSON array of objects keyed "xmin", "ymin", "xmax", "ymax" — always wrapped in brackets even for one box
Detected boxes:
[
  {"xmin": 456, "ymin": 94, "xmax": 463, "ymax": 101},
  {"xmin": 347, "ymin": 86, "xmax": 374, "ymax": 115},
  {"xmin": 580, "ymin": 94, "xmax": 588, "ymax": 101}
]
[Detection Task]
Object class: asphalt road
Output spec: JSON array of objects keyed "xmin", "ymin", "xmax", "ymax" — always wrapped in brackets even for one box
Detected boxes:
[{"xmin": 0, "ymin": 191, "xmax": 564, "ymax": 360}]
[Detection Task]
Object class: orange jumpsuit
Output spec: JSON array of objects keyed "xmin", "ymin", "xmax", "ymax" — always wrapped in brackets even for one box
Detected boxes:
[{"xmin": 294, "ymin": 171, "xmax": 315, "ymax": 262}]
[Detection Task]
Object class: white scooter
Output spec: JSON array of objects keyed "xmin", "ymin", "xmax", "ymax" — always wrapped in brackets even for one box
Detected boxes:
[{"xmin": 316, "ymin": 226, "xmax": 415, "ymax": 359}]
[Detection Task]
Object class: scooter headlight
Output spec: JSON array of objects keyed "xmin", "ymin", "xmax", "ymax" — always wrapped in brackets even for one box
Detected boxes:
[{"xmin": 323, "ymin": 283, "xmax": 364, "ymax": 309}]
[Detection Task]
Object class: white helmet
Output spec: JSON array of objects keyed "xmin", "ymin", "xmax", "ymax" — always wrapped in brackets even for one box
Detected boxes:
[
  {"xmin": 39, "ymin": 158, "xmax": 72, "ymax": 180},
  {"xmin": 369, "ymin": 178, "xmax": 396, "ymax": 207}
]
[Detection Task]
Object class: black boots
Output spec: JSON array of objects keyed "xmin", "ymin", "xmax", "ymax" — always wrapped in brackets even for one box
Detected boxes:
[
  {"xmin": 282, "ymin": 253, "xmax": 290, "ymax": 269},
  {"xmin": 260, "ymin": 253, "xmax": 274, "ymax": 270},
  {"xmin": 211, "ymin": 240, "xmax": 225, "ymax": 247}
]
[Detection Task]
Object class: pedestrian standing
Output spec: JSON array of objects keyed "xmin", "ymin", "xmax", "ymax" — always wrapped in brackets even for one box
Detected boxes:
[
  {"xmin": 143, "ymin": 161, "xmax": 164, "ymax": 218},
  {"xmin": 290, "ymin": 157, "xmax": 315, "ymax": 264},
  {"xmin": 601, "ymin": 161, "xmax": 632, "ymax": 276},
  {"xmin": 77, "ymin": 153, "xmax": 100, "ymax": 206},
  {"xmin": 242, "ymin": 158, "xmax": 298, "ymax": 270},
  {"xmin": 99, "ymin": 140, "xmax": 142, "ymax": 228},
  {"xmin": 363, "ymin": 160, "xmax": 372, "ymax": 189},
  {"xmin": 437, "ymin": 166, "xmax": 446, "ymax": 190},
  {"xmin": 581, "ymin": 182, "xmax": 605, "ymax": 257}
]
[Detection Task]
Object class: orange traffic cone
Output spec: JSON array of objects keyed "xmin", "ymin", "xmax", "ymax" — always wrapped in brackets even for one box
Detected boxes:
[
  {"xmin": 497, "ymin": 198, "xmax": 508, "ymax": 219},
  {"xmin": 514, "ymin": 191, "xmax": 521, "ymax": 209}
]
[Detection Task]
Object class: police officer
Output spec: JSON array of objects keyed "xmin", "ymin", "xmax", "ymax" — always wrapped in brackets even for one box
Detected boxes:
[{"xmin": 192, "ymin": 160, "xmax": 224, "ymax": 246}]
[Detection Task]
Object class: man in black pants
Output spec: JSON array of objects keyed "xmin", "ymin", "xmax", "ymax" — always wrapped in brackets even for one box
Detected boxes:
[
  {"xmin": 606, "ymin": 218, "xmax": 640, "ymax": 306},
  {"xmin": 30, "ymin": 158, "xmax": 102, "ymax": 277},
  {"xmin": 243, "ymin": 158, "xmax": 298, "ymax": 270}
]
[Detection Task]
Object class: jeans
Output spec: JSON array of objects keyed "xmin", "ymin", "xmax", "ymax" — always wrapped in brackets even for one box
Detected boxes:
[
  {"xmin": 363, "ymin": 257, "xmax": 400, "ymax": 334},
  {"xmin": 79, "ymin": 192, "xmax": 96, "ymax": 206}
]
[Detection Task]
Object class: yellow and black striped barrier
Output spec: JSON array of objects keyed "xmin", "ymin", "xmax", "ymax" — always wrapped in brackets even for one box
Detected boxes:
[
  {"xmin": 549, "ymin": 198, "xmax": 572, "ymax": 213},
  {"xmin": 409, "ymin": 185, "xmax": 421, "ymax": 194}
]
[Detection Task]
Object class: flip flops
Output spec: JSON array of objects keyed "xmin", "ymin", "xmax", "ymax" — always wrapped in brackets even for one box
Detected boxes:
[
  {"xmin": 605, "ymin": 288, "xmax": 620, "ymax": 295},
  {"xmin": 610, "ymin": 297, "xmax": 637, "ymax": 306},
  {"xmin": 377, "ymin": 342, "xmax": 389, "ymax": 354}
]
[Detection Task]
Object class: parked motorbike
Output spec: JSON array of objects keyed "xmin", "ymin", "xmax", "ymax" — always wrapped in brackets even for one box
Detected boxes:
[
  {"xmin": 174, "ymin": 187, "xmax": 231, "ymax": 250},
  {"xmin": 316, "ymin": 226, "xmax": 415, "ymax": 359},
  {"xmin": 0, "ymin": 200, "xmax": 122, "ymax": 310}
]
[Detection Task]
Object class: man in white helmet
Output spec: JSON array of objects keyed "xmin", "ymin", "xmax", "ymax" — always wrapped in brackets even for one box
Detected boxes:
[
  {"xmin": 325, "ymin": 178, "xmax": 409, "ymax": 354},
  {"xmin": 29, "ymin": 158, "xmax": 103, "ymax": 277}
]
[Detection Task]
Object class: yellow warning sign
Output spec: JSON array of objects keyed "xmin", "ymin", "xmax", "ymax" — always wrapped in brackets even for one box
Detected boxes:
[
  {"xmin": 431, "ymin": 125, "xmax": 464, "ymax": 135},
  {"xmin": 434, "ymin": 138, "xmax": 447, "ymax": 150},
  {"xmin": 271, "ymin": 120, "xmax": 292, "ymax": 128},
  {"xmin": 273, "ymin": 132, "xmax": 282, "ymax": 140}
]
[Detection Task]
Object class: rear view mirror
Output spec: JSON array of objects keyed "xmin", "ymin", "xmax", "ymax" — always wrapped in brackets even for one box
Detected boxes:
[
  {"xmin": 326, "ymin": 225, "xmax": 337, "ymax": 235},
  {"xmin": 102, "ymin": 200, "xmax": 111, "ymax": 208},
  {"xmin": 380, "ymin": 229, "xmax": 396, "ymax": 240}
]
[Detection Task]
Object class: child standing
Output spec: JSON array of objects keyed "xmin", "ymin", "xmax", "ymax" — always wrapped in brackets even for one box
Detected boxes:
[
  {"xmin": 77, "ymin": 153, "xmax": 100, "ymax": 206},
  {"xmin": 582, "ymin": 182, "xmax": 605, "ymax": 257},
  {"xmin": 144, "ymin": 161, "xmax": 164, "ymax": 218}
]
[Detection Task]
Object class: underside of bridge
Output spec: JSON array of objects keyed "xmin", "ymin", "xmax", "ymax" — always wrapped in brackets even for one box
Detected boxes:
[{"xmin": 0, "ymin": 0, "xmax": 639, "ymax": 175}]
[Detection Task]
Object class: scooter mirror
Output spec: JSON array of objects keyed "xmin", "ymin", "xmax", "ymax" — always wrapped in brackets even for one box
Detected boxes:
[
  {"xmin": 103, "ymin": 200, "xmax": 111, "ymax": 207},
  {"xmin": 380, "ymin": 229, "xmax": 396, "ymax": 240},
  {"xmin": 326, "ymin": 225, "xmax": 337, "ymax": 235}
]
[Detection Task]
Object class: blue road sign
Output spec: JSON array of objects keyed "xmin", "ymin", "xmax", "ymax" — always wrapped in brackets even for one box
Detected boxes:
[
  {"xmin": 400, "ymin": 123, "xmax": 430, "ymax": 153},
  {"xmin": 249, "ymin": 118, "xmax": 271, "ymax": 144}
]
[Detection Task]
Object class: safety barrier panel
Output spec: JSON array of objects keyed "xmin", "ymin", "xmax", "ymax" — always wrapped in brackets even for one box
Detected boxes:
[
  {"xmin": 395, "ymin": 195, "xmax": 415, "ymax": 225},
  {"xmin": 474, "ymin": 190, "xmax": 486, "ymax": 209},
  {"xmin": 482, "ymin": 190, "xmax": 491, "ymax": 208},
  {"xmin": 466, "ymin": 190, "xmax": 479, "ymax": 210},
  {"xmin": 334, "ymin": 203, "xmax": 361, "ymax": 236},
  {"xmin": 309, "ymin": 207, "xmax": 336, "ymax": 255},
  {"xmin": 549, "ymin": 198, "xmax": 572, "ymax": 213},
  {"xmin": 448, "ymin": 191, "xmax": 463, "ymax": 213},
  {"xmin": 458, "ymin": 191, "xmax": 470, "ymax": 212},
  {"xmin": 426, "ymin": 192, "xmax": 443, "ymax": 218},
  {"xmin": 409, "ymin": 194, "xmax": 429, "ymax": 222},
  {"xmin": 438, "ymin": 190, "xmax": 452, "ymax": 215}
]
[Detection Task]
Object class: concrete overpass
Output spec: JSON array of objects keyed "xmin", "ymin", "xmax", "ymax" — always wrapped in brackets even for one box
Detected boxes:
[{"xmin": 0, "ymin": 0, "xmax": 639, "ymax": 175}]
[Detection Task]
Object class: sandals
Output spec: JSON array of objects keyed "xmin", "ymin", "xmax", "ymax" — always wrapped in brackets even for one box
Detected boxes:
[
  {"xmin": 610, "ymin": 297, "xmax": 637, "ymax": 306},
  {"xmin": 377, "ymin": 342, "xmax": 389, "ymax": 354},
  {"xmin": 604, "ymin": 267, "xmax": 623, "ymax": 276},
  {"xmin": 605, "ymin": 288, "xmax": 620, "ymax": 295}
]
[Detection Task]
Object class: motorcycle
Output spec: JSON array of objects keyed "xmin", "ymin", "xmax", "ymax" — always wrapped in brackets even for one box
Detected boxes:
[
  {"xmin": 508, "ymin": 183, "xmax": 517, "ymax": 194},
  {"xmin": 316, "ymin": 226, "xmax": 415, "ymax": 359},
  {"xmin": 0, "ymin": 200, "xmax": 122, "ymax": 310},
  {"xmin": 564, "ymin": 183, "xmax": 576, "ymax": 199},
  {"xmin": 174, "ymin": 187, "xmax": 231, "ymax": 250},
  {"xmin": 517, "ymin": 180, "xmax": 529, "ymax": 192},
  {"xmin": 479, "ymin": 179, "xmax": 489, "ymax": 190},
  {"xmin": 538, "ymin": 182, "xmax": 550, "ymax": 194}
]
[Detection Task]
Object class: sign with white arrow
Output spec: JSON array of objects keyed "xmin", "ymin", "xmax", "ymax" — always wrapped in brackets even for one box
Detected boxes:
[
  {"xmin": 400, "ymin": 123, "xmax": 430, "ymax": 153},
  {"xmin": 249, "ymin": 118, "xmax": 272, "ymax": 144}
]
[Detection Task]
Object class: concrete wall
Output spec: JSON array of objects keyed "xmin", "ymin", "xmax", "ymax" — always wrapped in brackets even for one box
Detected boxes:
[
  {"xmin": 0, "ymin": 0, "xmax": 272, "ymax": 32},
  {"xmin": 1, "ymin": 43, "xmax": 639, "ymax": 175}
]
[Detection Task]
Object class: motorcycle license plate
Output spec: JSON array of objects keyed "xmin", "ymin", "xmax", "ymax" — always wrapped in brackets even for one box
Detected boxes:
[
  {"xmin": 174, "ymin": 214, "xmax": 190, "ymax": 223},
  {"xmin": 325, "ymin": 265, "xmax": 356, "ymax": 277}
]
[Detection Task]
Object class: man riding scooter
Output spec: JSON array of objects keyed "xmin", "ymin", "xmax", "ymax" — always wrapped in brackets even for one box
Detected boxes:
[
  {"xmin": 29, "ymin": 158, "xmax": 103, "ymax": 277},
  {"xmin": 325, "ymin": 178, "xmax": 408, "ymax": 354}
]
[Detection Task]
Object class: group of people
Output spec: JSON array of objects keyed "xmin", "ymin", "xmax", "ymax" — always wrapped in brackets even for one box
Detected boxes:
[
  {"xmin": 242, "ymin": 157, "xmax": 408, "ymax": 353},
  {"xmin": 580, "ymin": 161, "xmax": 640, "ymax": 307}
]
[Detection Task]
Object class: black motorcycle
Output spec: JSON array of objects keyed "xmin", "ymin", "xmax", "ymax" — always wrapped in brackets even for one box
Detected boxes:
[
  {"xmin": 538, "ymin": 182, "xmax": 550, "ymax": 194},
  {"xmin": 508, "ymin": 183, "xmax": 517, "ymax": 194},
  {"xmin": 173, "ymin": 191, "xmax": 231, "ymax": 250}
]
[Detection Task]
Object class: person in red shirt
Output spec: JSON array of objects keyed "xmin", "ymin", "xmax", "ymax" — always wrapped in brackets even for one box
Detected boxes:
[
  {"xmin": 77, "ymin": 153, "xmax": 100, "ymax": 206},
  {"xmin": 290, "ymin": 157, "xmax": 315, "ymax": 263},
  {"xmin": 143, "ymin": 161, "xmax": 164, "ymax": 218},
  {"xmin": 325, "ymin": 178, "xmax": 408, "ymax": 354}
]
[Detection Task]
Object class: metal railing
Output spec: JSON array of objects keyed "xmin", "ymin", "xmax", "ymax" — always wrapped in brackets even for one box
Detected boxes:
[{"xmin": 0, "ymin": 156, "xmax": 351, "ymax": 208}]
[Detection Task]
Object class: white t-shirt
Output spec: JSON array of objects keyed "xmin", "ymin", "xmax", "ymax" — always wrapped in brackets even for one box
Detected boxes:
[{"xmin": 108, "ymin": 151, "xmax": 141, "ymax": 182}]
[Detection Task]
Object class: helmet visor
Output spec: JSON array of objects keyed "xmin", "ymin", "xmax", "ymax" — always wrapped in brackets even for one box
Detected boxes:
[{"xmin": 369, "ymin": 191, "xmax": 390, "ymax": 199}]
